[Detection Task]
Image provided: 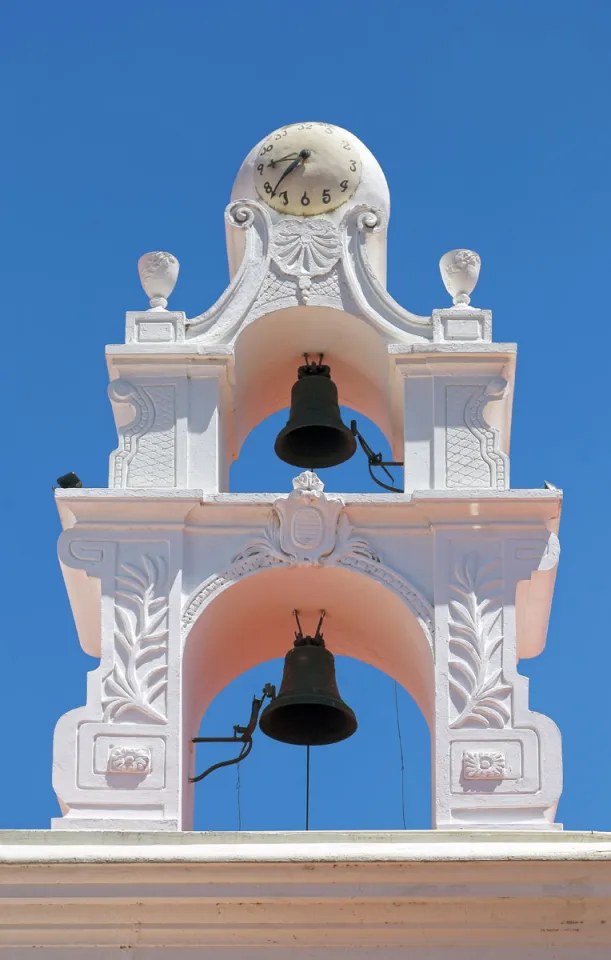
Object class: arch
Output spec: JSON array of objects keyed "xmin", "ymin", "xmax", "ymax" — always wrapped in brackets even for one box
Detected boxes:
[
  {"xmin": 232, "ymin": 305, "xmax": 402, "ymax": 459},
  {"xmin": 182, "ymin": 564, "xmax": 434, "ymax": 755}
]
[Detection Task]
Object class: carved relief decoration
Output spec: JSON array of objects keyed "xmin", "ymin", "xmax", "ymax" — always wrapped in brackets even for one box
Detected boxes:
[
  {"xmin": 462, "ymin": 750, "xmax": 506, "ymax": 780},
  {"xmin": 448, "ymin": 554, "xmax": 512, "ymax": 729},
  {"xmin": 270, "ymin": 218, "xmax": 341, "ymax": 277},
  {"xmin": 446, "ymin": 379, "xmax": 508, "ymax": 489},
  {"xmin": 109, "ymin": 380, "xmax": 176, "ymax": 488},
  {"xmin": 186, "ymin": 200, "xmax": 436, "ymax": 344},
  {"xmin": 102, "ymin": 555, "xmax": 169, "ymax": 724},
  {"xmin": 251, "ymin": 264, "xmax": 298, "ymax": 311},
  {"xmin": 107, "ymin": 745, "xmax": 152, "ymax": 774},
  {"xmin": 269, "ymin": 219, "xmax": 342, "ymax": 303},
  {"xmin": 182, "ymin": 472, "xmax": 433, "ymax": 647}
]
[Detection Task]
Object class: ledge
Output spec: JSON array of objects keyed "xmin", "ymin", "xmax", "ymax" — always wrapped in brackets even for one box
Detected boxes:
[
  {"xmin": 55, "ymin": 488, "xmax": 562, "ymax": 505},
  {"xmin": 1, "ymin": 829, "xmax": 609, "ymax": 865},
  {"xmin": 3, "ymin": 831, "xmax": 611, "ymax": 948}
]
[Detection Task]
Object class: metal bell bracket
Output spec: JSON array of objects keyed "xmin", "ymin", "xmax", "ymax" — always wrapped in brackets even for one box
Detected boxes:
[
  {"xmin": 293, "ymin": 608, "xmax": 325, "ymax": 646},
  {"xmin": 350, "ymin": 420, "xmax": 405, "ymax": 493},
  {"xmin": 190, "ymin": 683, "xmax": 276, "ymax": 784},
  {"xmin": 299, "ymin": 353, "xmax": 329, "ymax": 377}
]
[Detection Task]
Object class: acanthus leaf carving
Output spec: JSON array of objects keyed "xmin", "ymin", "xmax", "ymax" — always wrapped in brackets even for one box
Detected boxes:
[
  {"xmin": 102, "ymin": 555, "xmax": 169, "ymax": 724},
  {"xmin": 181, "ymin": 473, "xmax": 433, "ymax": 649},
  {"xmin": 448, "ymin": 554, "xmax": 512, "ymax": 729}
]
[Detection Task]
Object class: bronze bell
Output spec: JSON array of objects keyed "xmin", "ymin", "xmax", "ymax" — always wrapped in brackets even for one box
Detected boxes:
[
  {"xmin": 259, "ymin": 614, "xmax": 357, "ymax": 747},
  {"xmin": 274, "ymin": 357, "xmax": 357, "ymax": 469}
]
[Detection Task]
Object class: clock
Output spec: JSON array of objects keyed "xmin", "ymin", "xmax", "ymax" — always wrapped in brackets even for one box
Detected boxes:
[{"xmin": 254, "ymin": 122, "xmax": 363, "ymax": 216}]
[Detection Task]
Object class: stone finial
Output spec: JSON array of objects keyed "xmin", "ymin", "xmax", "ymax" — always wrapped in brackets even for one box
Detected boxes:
[
  {"xmin": 439, "ymin": 249, "xmax": 481, "ymax": 306},
  {"xmin": 292, "ymin": 471, "xmax": 325, "ymax": 495},
  {"xmin": 138, "ymin": 252, "xmax": 179, "ymax": 310}
]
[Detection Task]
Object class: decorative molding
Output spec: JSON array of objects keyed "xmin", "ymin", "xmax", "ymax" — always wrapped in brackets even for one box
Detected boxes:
[
  {"xmin": 185, "ymin": 199, "xmax": 437, "ymax": 345},
  {"xmin": 65, "ymin": 540, "xmax": 111, "ymax": 573},
  {"xmin": 102, "ymin": 555, "xmax": 168, "ymax": 724},
  {"xmin": 333, "ymin": 514, "xmax": 433, "ymax": 640},
  {"xmin": 448, "ymin": 554, "xmax": 512, "ymax": 729},
  {"xmin": 275, "ymin": 471, "xmax": 344, "ymax": 564},
  {"xmin": 432, "ymin": 307, "xmax": 492, "ymax": 343},
  {"xmin": 107, "ymin": 745, "xmax": 152, "ymax": 774},
  {"xmin": 182, "ymin": 473, "xmax": 433, "ymax": 646},
  {"xmin": 252, "ymin": 264, "xmax": 298, "ymax": 310},
  {"xmin": 462, "ymin": 750, "xmax": 506, "ymax": 780},
  {"xmin": 270, "ymin": 218, "xmax": 341, "ymax": 303},
  {"xmin": 446, "ymin": 379, "xmax": 508, "ymax": 489},
  {"xmin": 108, "ymin": 380, "xmax": 176, "ymax": 488}
]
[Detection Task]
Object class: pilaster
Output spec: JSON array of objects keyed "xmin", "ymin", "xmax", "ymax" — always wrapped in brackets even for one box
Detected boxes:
[
  {"xmin": 107, "ymin": 347, "xmax": 234, "ymax": 493},
  {"xmin": 394, "ymin": 344, "xmax": 515, "ymax": 493},
  {"xmin": 432, "ymin": 527, "xmax": 562, "ymax": 830},
  {"xmin": 53, "ymin": 492, "xmax": 201, "ymax": 831}
]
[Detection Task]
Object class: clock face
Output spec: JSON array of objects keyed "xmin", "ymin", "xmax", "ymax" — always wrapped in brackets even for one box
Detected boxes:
[{"xmin": 254, "ymin": 122, "xmax": 363, "ymax": 216}]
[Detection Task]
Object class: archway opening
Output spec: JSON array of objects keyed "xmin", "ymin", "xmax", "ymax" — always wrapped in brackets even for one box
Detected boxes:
[
  {"xmin": 231, "ymin": 306, "xmax": 404, "ymax": 462},
  {"xmin": 183, "ymin": 564, "xmax": 433, "ymax": 830},
  {"xmin": 230, "ymin": 405, "xmax": 400, "ymax": 494},
  {"xmin": 192, "ymin": 657, "xmax": 431, "ymax": 831}
]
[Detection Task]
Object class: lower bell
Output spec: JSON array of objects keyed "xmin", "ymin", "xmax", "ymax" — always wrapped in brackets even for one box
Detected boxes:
[
  {"xmin": 259, "ymin": 631, "xmax": 357, "ymax": 747},
  {"xmin": 274, "ymin": 358, "xmax": 356, "ymax": 469}
]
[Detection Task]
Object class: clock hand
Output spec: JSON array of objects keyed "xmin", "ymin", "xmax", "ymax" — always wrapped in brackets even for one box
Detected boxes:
[
  {"xmin": 269, "ymin": 152, "xmax": 299, "ymax": 168},
  {"xmin": 271, "ymin": 149, "xmax": 311, "ymax": 197}
]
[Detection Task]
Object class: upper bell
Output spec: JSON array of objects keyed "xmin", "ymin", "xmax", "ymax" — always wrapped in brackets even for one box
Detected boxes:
[
  {"xmin": 274, "ymin": 358, "xmax": 357, "ymax": 469},
  {"xmin": 259, "ymin": 621, "xmax": 357, "ymax": 747}
]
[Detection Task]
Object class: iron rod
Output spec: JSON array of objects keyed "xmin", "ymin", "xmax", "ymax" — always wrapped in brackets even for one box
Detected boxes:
[{"xmin": 305, "ymin": 745, "xmax": 310, "ymax": 831}]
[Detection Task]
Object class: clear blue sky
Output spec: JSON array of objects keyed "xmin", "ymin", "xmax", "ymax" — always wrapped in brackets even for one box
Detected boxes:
[{"xmin": 2, "ymin": 0, "xmax": 610, "ymax": 833}]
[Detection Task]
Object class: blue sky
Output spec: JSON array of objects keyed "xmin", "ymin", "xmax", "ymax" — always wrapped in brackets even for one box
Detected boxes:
[{"xmin": 1, "ymin": 1, "xmax": 610, "ymax": 832}]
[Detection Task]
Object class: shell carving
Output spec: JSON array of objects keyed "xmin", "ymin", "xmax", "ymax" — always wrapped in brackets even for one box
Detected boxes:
[{"xmin": 270, "ymin": 219, "xmax": 342, "ymax": 277}]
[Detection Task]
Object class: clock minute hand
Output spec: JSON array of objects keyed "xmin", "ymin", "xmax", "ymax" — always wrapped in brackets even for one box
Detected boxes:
[{"xmin": 271, "ymin": 149, "xmax": 311, "ymax": 197}]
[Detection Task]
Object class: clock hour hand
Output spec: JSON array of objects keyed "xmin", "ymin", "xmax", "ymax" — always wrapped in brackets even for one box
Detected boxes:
[{"xmin": 271, "ymin": 149, "xmax": 311, "ymax": 197}]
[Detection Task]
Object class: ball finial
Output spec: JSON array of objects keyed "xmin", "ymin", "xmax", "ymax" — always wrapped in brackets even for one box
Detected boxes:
[
  {"xmin": 439, "ymin": 249, "xmax": 481, "ymax": 306},
  {"xmin": 138, "ymin": 252, "xmax": 179, "ymax": 310}
]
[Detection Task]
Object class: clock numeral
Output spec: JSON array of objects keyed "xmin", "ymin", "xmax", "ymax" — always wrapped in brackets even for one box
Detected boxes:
[
  {"xmin": 322, "ymin": 189, "xmax": 331, "ymax": 204},
  {"xmin": 279, "ymin": 190, "xmax": 289, "ymax": 206},
  {"xmin": 264, "ymin": 181, "xmax": 273, "ymax": 195},
  {"xmin": 301, "ymin": 191, "xmax": 311, "ymax": 206},
  {"xmin": 297, "ymin": 123, "xmax": 312, "ymax": 130},
  {"xmin": 340, "ymin": 180, "xmax": 349, "ymax": 192},
  {"xmin": 349, "ymin": 160, "xmax": 357, "ymax": 172},
  {"xmin": 324, "ymin": 126, "xmax": 334, "ymax": 134},
  {"xmin": 257, "ymin": 163, "xmax": 264, "ymax": 175},
  {"xmin": 341, "ymin": 140, "xmax": 351, "ymax": 150},
  {"xmin": 275, "ymin": 129, "xmax": 288, "ymax": 139},
  {"xmin": 260, "ymin": 144, "xmax": 273, "ymax": 156}
]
